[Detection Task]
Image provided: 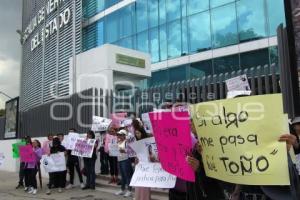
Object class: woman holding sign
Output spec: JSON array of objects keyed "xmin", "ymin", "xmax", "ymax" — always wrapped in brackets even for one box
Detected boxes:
[
  {"xmin": 24, "ymin": 139, "xmax": 42, "ymax": 195},
  {"xmin": 82, "ymin": 131, "xmax": 98, "ymax": 190}
]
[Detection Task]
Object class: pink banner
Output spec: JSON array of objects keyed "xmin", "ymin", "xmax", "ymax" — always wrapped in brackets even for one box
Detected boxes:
[
  {"xmin": 19, "ymin": 145, "xmax": 35, "ymax": 163},
  {"xmin": 149, "ymin": 111, "xmax": 195, "ymax": 182},
  {"xmin": 110, "ymin": 113, "xmax": 127, "ymax": 128}
]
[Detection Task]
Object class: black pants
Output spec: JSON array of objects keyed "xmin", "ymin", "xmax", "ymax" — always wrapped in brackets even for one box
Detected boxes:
[
  {"xmin": 84, "ymin": 158, "xmax": 96, "ymax": 188},
  {"xmin": 48, "ymin": 171, "xmax": 66, "ymax": 189},
  {"xmin": 108, "ymin": 156, "xmax": 118, "ymax": 176},
  {"xmin": 169, "ymin": 189, "xmax": 187, "ymax": 200},
  {"xmin": 100, "ymin": 147, "xmax": 109, "ymax": 174},
  {"xmin": 24, "ymin": 168, "xmax": 38, "ymax": 189},
  {"xmin": 67, "ymin": 156, "xmax": 83, "ymax": 184},
  {"xmin": 18, "ymin": 162, "xmax": 25, "ymax": 185}
]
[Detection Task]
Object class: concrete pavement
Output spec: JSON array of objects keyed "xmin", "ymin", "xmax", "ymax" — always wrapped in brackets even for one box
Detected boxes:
[{"xmin": 0, "ymin": 171, "xmax": 168, "ymax": 200}]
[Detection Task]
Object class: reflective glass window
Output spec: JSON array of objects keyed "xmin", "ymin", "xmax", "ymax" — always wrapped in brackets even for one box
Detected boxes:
[
  {"xmin": 188, "ymin": 11, "xmax": 211, "ymax": 52},
  {"xmin": 136, "ymin": 0, "xmax": 148, "ymax": 33},
  {"xmin": 213, "ymin": 54, "xmax": 240, "ymax": 74},
  {"xmin": 137, "ymin": 31, "xmax": 149, "ymax": 53},
  {"xmin": 211, "ymin": 3, "xmax": 238, "ymax": 48},
  {"xmin": 105, "ymin": 0, "xmax": 120, "ymax": 9},
  {"xmin": 269, "ymin": 46, "xmax": 279, "ymax": 72},
  {"xmin": 120, "ymin": 6, "xmax": 133, "ymax": 38},
  {"xmin": 169, "ymin": 65, "xmax": 188, "ymax": 82},
  {"xmin": 267, "ymin": 0, "xmax": 286, "ymax": 36},
  {"xmin": 151, "ymin": 70, "xmax": 169, "ymax": 86},
  {"xmin": 97, "ymin": 0, "xmax": 105, "ymax": 13},
  {"xmin": 119, "ymin": 37, "xmax": 133, "ymax": 49},
  {"xmin": 159, "ymin": 0, "xmax": 166, "ymax": 25},
  {"xmin": 166, "ymin": 0, "xmax": 181, "ymax": 22},
  {"xmin": 187, "ymin": 0, "xmax": 209, "ymax": 15},
  {"xmin": 96, "ymin": 21, "xmax": 104, "ymax": 46},
  {"xmin": 150, "ymin": 28, "xmax": 160, "ymax": 63},
  {"xmin": 149, "ymin": 0, "xmax": 159, "ymax": 28},
  {"xmin": 190, "ymin": 60, "xmax": 213, "ymax": 79},
  {"xmin": 237, "ymin": 0, "xmax": 267, "ymax": 42},
  {"xmin": 210, "ymin": 0, "xmax": 235, "ymax": 8},
  {"xmin": 181, "ymin": 0, "xmax": 187, "ymax": 17},
  {"xmin": 182, "ymin": 18, "xmax": 188, "ymax": 55},
  {"xmin": 159, "ymin": 25, "xmax": 167, "ymax": 61},
  {"xmin": 105, "ymin": 12, "xmax": 119, "ymax": 43},
  {"xmin": 167, "ymin": 20, "xmax": 182, "ymax": 58},
  {"xmin": 240, "ymin": 48, "xmax": 269, "ymax": 69}
]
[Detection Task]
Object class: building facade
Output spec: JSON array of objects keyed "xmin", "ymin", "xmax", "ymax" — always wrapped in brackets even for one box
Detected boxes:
[{"xmin": 20, "ymin": 0, "xmax": 286, "ymax": 111}]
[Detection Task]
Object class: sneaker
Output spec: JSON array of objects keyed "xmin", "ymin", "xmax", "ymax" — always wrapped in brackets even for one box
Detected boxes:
[
  {"xmin": 80, "ymin": 183, "xmax": 85, "ymax": 189},
  {"xmin": 65, "ymin": 184, "xmax": 73, "ymax": 189},
  {"xmin": 58, "ymin": 188, "xmax": 62, "ymax": 193},
  {"xmin": 16, "ymin": 184, "xmax": 24, "ymax": 189},
  {"xmin": 124, "ymin": 191, "xmax": 132, "ymax": 198},
  {"xmin": 82, "ymin": 186, "xmax": 90, "ymax": 190},
  {"xmin": 46, "ymin": 189, "xmax": 51, "ymax": 195},
  {"xmin": 115, "ymin": 190, "xmax": 125, "ymax": 196},
  {"xmin": 32, "ymin": 189, "xmax": 37, "ymax": 195},
  {"xmin": 24, "ymin": 187, "xmax": 28, "ymax": 191},
  {"xmin": 27, "ymin": 187, "xmax": 33, "ymax": 194}
]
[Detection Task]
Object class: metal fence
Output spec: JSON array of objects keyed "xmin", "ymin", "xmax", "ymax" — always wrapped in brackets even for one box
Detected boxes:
[{"xmin": 16, "ymin": 64, "xmax": 280, "ymax": 138}]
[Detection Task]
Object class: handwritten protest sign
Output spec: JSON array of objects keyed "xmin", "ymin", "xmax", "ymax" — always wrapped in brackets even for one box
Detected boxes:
[
  {"xmin": 190, "ymin": 94, "xmax": 290, "ymax": 185},
  {"xmin": 149, "ymin": 112, "xmax": 195, "ymax": 182},
  {"xmin": 126, "ymin": 134, "xmax": 137, "ymax": 158},
  {"xmin": 19, "ymin": 145, "xmax": 35, "ymax": 163},
  {"xmin": 41, "ymin": 152, "xmax": 66, "ymax": 173},
  {"xmin": 91, "ymin": 116, "xmax": 112, "ymax": 132},
  {"xmin": 12, "ymin": 141, "xmax": 26, "ymax": 158},
  {"xmin": 65, "ymin": 132, "xmax": 80, "ymax": 150},
  {"xmin": 0, "ymin": 153, "xmax": 5, "ymax": 166},
  {"xmin": 142, "ymin": 113, "xmax": 153, "ymax": 134},
  {"xmin": 129, "ymin": 137, "xmax": 158, "ymax": 163},
  {"xmin": 71, "ymin": 138, "xmax": 96, "ymax": 158},
  {"xmin": 110, "ymin": 113, "xmax": 127, "ymax": 128},
  {"xmin": 105, "ymin": 134, "xmax": 118, "ymax": 153},
  {"xmin": 108, "ymin": 143, "xmax": 120, "ymax": 157},
  {"xmin": 130, "ymin": 162, "xmax": 176, "ymax": 188}
]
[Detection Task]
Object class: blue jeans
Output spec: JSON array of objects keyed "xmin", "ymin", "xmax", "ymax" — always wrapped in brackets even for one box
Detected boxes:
[
  {"xmin": 84, "ymin": 158, "xmax": 96, "ymax": 188},
  {"xmin": 119, "ymin": 159, "xmax": 133, "ymax": 191}
]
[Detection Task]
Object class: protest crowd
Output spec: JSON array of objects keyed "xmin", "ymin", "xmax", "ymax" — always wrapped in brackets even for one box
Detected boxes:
[{"xmin": 13, "ymin": 94, "xmax": 300, "ymax": 200}]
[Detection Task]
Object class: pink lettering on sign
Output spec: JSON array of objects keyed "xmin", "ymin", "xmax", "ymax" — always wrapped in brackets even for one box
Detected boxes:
[
  {"xmin": 19, "ymin": 145, "xmax": 35, "ymax": 163},
  {"xmin": 149, "ymin": 111, "xmax": 195, "ymax": 182}
]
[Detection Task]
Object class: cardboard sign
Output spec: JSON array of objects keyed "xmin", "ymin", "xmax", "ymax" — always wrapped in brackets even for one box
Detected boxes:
[
  {"xmin": 130, "ymin": 162, "xmax": 176, "ymax": 188},
  {"xmin": 105, "ymin": 134, "xmax": 118, "ymax": 153},
  {"xmin": 121, "ymin": 118, "xmax": 133, "ymax": 127},
  {"xmin": 149, "ymin": 112, "xmax": 195, "ymax": 182},
  {"xmin": 110, "ymin": 113, "xmax": 127, "ymax": 128},
  {"xmin": 129, "ymin": 137, "xmax": 158, "ymax": 163},
  {"xmin": 41, "ymin": 152, "xmax": 66, "ymax": 173},
  {"xmin": 190, "ymin": 94, "xmax": 290, "ymax": 185},
  {"xmin": 12, "ymin": 141, "xmax": 26, "ymax": 158},
  {"xmin": 65, "ymin": 132, "xmax": 80, "ymax": 150},
  {"xmin": 71, "ymin": 138, "xmax": 96, "ymax": 158},
  {"xmin": 142, "ymin": 113, "xmax": 153, "ymax": 134},
  {"xmin": 126, "ymin": 134, "xmax": 137, "ymax": 158},
  {"xmin": 0, "ymin": 153, "xmax": 5, "ymax": 166},
  {"xmin": 108, "ymin": 143, "xmax": 120, "ymax": 157},
  {"xmin": 225, "ymin": 74, "xmax": 250, "ymax": 92},
  {"xmin": 91, "ymin": 116, "xmax": 112, "ymax": 132},
  {"xmin": 19, "ymin": 145, "xmax": 35, "ymax": 163}
]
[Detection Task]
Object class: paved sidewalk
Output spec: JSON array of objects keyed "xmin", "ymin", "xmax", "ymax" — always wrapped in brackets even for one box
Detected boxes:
[{"xmin": 0, "ymin": 171, "xmax": 121, "ymax": 200}]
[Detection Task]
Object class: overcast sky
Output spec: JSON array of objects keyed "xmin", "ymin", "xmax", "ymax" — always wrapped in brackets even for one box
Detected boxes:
[{"xmin": 0, "ymin": 1, "xmax": 22, "ymax": 109}]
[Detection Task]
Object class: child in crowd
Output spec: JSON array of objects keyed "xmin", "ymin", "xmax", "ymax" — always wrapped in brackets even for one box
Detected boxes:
[
  {"xmin": 115, "ymin": 129, "xmax": 133, "ymax": 197},
  {"xmin": 46, "ymin": 137, "xmax": 67, "ymax": 195},
  {"xmin": 24, "ymin": 139, "xmax": 42, "ymax": 195},
  {"xmin": 82, "ymin": 130, "xmax": 98, "ymax": 190}
]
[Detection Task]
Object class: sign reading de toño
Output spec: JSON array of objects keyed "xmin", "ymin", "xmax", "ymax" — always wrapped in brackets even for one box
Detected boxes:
[{"xmin": 22, "ymin": 0, "xmax": 71, "ymax": 52}]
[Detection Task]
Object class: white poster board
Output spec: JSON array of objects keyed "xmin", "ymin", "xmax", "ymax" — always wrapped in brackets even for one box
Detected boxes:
[
  {"xmin": 91, "ymin": 116, "xmax": 112, "ymax": 132},
  {"xmin": 108, "ymin": 143, "xmax": 120, "ymax": 157},
  {"xmin": 129, "ymin": 137, "xmax": 158, "ymax": 163},
  {"xmin": 64, "ymin": 132, "xmax": 80, "ymax": 150},
  {"xmin": 225, "ymin": 74, "xmax": 250, "ymax": 91},
  {"xmin": 142, "ymin": 113, "xmax": 153, "ymax": 134},
  {"xmin": 130, "ymin": 162, "xmax": 176, "ymax": 188},
  {"xmin": 71, "ymin": 138, "xmax": 96, "ymax": 158},
  {"xmin": 41, "ymin": 152, "xmax": 66, "ymax": 173}
]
